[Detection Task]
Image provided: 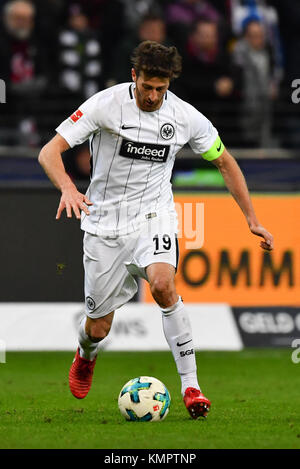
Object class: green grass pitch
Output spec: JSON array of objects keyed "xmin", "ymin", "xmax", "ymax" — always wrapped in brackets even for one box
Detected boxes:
[{"xmin": 0, "ymin": 350, "xmax": 300, "ymax": 449}]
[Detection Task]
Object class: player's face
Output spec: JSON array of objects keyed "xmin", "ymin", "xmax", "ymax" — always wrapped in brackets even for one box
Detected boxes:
[{"xmin": 132, "ymin": 69, "xmax": 170, "ymax": 112}]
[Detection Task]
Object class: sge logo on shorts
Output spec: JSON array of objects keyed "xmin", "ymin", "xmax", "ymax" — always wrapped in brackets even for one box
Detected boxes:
[
  {"xmin": 180, "ymin": 349, "xmax": 194, "ymax": 358},
  {"xmin": 119, "ymin": 138, "xmax": 170, "ymax": 163}
]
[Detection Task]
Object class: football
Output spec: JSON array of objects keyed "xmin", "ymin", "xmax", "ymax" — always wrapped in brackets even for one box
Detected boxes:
[{"xmin": 118, "ymin": 376, "xmax": 171, "ymax": 422}]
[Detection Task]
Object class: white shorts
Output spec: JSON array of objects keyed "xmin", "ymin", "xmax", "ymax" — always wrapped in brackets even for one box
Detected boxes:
[{"xmin": 83, "ymin": 214, "xmax": 179, "ymax": 318}]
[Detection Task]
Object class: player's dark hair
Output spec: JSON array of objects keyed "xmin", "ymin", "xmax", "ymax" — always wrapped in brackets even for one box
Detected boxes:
[{"xmin": 131, "ymin": 41, "xmax": 182, "ymax": 81}]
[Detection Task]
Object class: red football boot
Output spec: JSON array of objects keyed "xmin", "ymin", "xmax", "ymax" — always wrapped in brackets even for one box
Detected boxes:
[
  {"xmin": 69, "ymin": 348, "xmax": 97, "ymax": 399},
  {"xmin": 183, "ymin": 387, "xmax": 211, "ymax": 419}
]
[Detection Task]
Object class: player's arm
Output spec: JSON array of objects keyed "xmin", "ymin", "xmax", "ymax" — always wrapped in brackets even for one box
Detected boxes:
[
  {"xmin": 211, "ymin": 147, "xmax": 274, "ymax": 251},
  {"xmin": 38, "ymin": 133, "xmax": 92, "ymax": 220}
]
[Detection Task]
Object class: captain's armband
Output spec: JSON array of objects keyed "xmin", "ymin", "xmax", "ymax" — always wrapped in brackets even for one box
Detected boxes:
[{"xmin": 202, "ymin": 136, "xmax": 224, "ymax": 161}]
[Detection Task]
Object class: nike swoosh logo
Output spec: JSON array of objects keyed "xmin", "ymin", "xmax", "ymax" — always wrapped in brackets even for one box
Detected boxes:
[
  {"xmin": 217, "ymin": 142, "xmax": 222, "ymax": 152},
  {"xmin": 177, "ymin": 339, "xmax": 192, "ymax": 347},
  {"xmin": 154, "ymin": 251, "xmax": 166, "ymax": 255},
  {"xmin": 121, "ymin": 125, "xmax": 137, "ymax": 130}
]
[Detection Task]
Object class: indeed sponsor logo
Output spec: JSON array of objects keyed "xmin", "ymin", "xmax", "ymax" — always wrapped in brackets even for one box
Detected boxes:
[
  {"xmin": 126, "ymin": 141, "xmax": 166, "ymax": 157},
  {"xmin": 120, "ymin": 138, "xmax": 170, "ymax": 163}
]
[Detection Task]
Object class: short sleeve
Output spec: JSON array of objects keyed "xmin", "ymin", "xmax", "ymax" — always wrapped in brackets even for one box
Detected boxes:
[
  {"xmin": 188, "ymin": 105, "xmax": 219, "ymax": 155},
  {"xmin": 55, "ymin": 93, "xmax": 102, "ymax": 148}
]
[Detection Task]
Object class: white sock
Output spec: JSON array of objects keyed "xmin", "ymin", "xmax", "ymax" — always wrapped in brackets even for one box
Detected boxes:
[
  {"xmin": 161, "ymin": 297, "xmax": 201, "ymax": 395},
  {"xmin": 78, "ymin": 316, "xmax": 98, "ymax": 360}
]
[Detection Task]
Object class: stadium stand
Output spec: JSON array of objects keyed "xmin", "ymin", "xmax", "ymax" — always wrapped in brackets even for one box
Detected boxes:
[{"xmin": 0, "ymin": 0, "xmax": 299, "ymax": 178}]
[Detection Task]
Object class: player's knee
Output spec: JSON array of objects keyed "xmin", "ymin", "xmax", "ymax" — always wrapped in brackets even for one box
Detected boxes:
[{"xmin": 150, "ymin": 277, "xmax": 175, "ymax": 300}]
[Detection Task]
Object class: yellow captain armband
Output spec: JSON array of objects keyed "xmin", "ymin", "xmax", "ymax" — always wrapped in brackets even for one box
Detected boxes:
[{"xmin": 202, "ymin": 136, "xmax": 225, "ymax": 161}]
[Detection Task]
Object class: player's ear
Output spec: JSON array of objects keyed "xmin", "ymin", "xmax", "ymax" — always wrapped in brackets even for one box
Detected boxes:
[{"xmin": 131, "ymin": 68, "xmax": 137, "ymax": 83}]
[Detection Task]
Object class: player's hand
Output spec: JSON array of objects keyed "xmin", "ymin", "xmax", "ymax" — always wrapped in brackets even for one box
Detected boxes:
[
  {"xmin": 56, "ymin": 186, "xmax": 93, "ymax": 220},
  {"xmin": 249, "ymin": 223, "xmax": 274, "ymax": 251}
]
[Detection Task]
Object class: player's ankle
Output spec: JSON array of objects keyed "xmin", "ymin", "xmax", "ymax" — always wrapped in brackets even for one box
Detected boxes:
[
  {"xmin": 181, "ymin": 372, "xmax": 201, "ymax": 396},
  {"xmin": 79, "ymin": 345, "xmax": 98, "ymax": 361}
]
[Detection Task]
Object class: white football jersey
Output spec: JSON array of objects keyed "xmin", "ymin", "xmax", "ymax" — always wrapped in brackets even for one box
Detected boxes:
[{"xmin": 56, "ymin": 83, "xmax": 218, "ymax": 235}]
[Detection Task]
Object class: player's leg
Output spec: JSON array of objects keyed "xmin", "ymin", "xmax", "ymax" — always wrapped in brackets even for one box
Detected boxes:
[
  {"xmin": 69, "ymin": 312, "xmax": 115, "ymax": 400},
  {"xmin": 146, "ymin": 263, "xmax": 199, "ymax": 391},
  {"xmin": 146, "ymin": 262, "xmax": 211, "ymax": 418},
  {"xmin": 78, "ymin": 312, "xmax": 115, "ymax": 360},
  {"xmin": 79, "ymin": 231, "xmax": 137, "ymax": 357},
  {"xmin": 69, "ymin": 232, "xmax": 138, "ymax": 399}
]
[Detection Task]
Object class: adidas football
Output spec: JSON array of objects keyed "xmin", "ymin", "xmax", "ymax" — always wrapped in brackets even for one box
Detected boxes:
[{"xmin": 118, "ymin": 376, "xmax": 171, "ymax": 422}]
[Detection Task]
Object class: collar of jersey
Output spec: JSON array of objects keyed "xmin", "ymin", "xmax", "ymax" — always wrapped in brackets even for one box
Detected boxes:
[{"xmin": 130, "ymin": 83, "xmax": 167, "ymax": 113}]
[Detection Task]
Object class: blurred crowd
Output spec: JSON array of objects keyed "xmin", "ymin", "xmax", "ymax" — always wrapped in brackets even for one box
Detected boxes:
[{"xmin": 0, "ymin": 0, "xmax": 299, "ymax": 176}]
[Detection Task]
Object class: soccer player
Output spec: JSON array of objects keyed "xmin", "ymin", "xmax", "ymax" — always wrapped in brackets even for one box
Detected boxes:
[{"xmin": 38, "ymin": 41, "xmax": 274, "ymax": 419}]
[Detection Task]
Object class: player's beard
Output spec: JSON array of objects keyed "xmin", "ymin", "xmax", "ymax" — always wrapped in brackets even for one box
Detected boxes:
[{"xmin": 135, "ymin": 87, "xmax": 163, "ymax": 112}]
